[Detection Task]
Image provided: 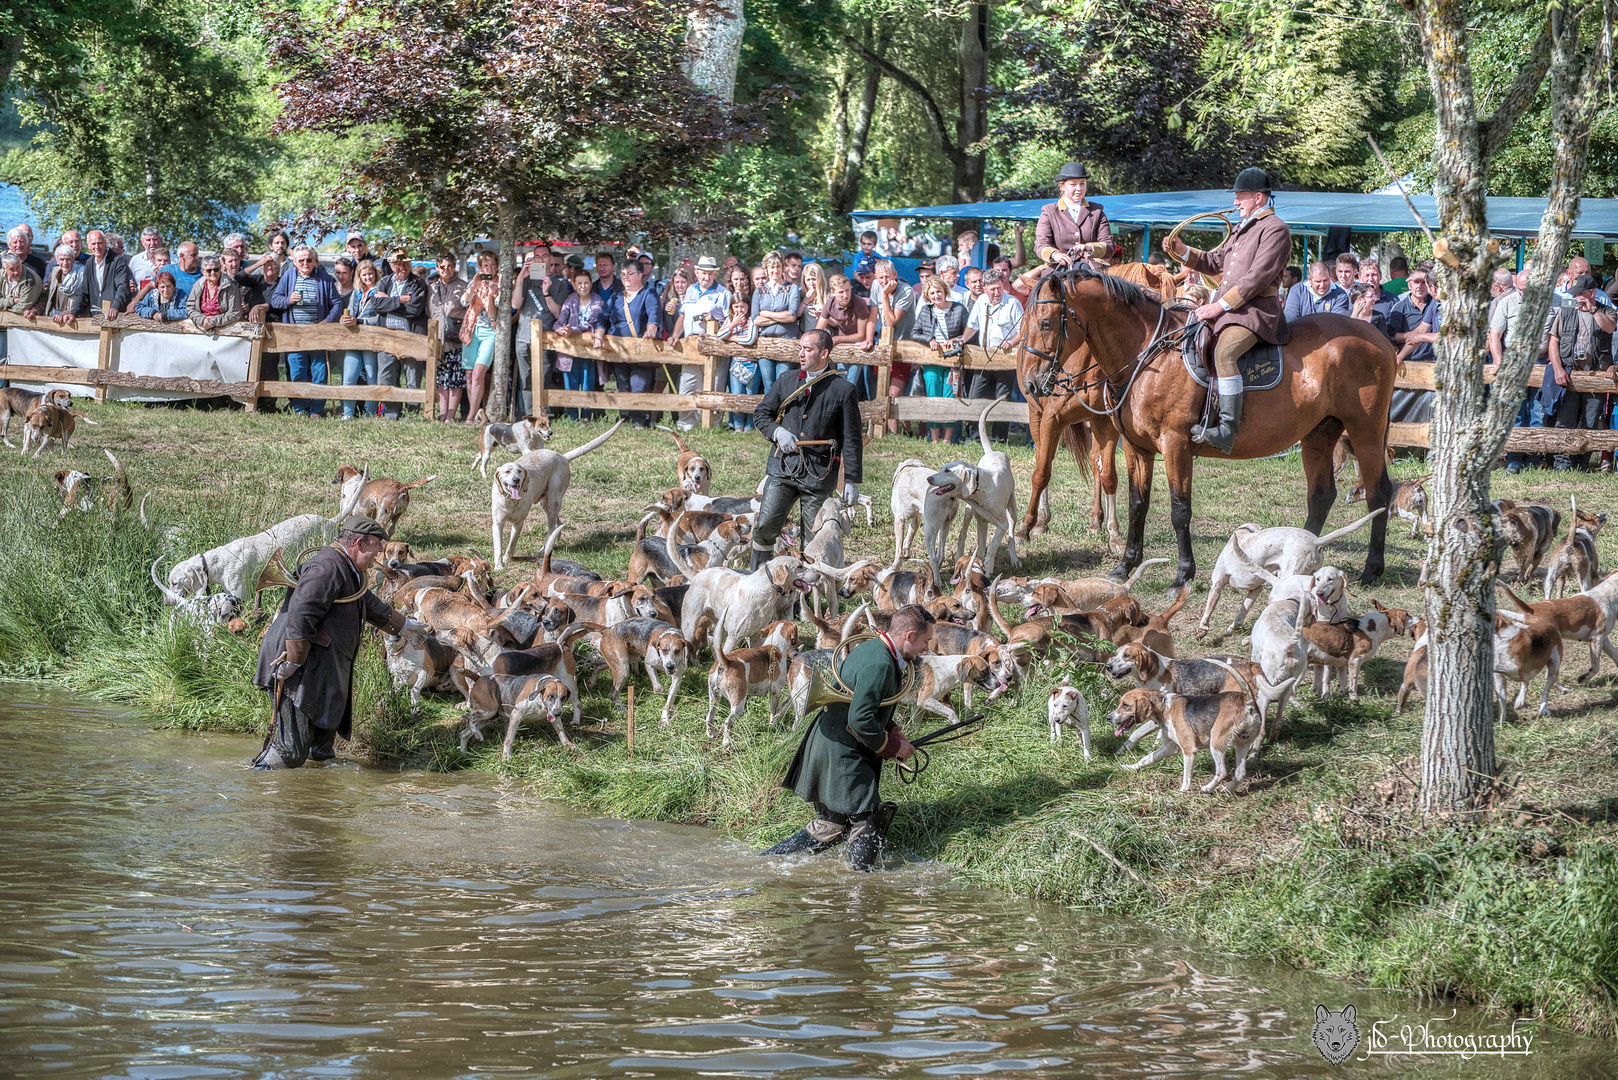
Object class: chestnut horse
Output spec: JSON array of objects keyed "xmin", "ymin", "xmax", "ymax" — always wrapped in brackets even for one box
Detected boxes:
[{"xmin": 1018, "ymin": 265, "xmax": 1395, "ymax": 587}]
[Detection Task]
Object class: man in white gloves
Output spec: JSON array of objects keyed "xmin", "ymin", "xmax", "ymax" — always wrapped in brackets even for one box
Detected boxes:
[{"xmin": 749, "ymin": 328, "xmax": 866, "ymax": 572}]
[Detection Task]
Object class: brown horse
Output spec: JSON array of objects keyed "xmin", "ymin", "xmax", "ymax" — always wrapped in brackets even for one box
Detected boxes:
[
  {"xmin": 1018, "ymin": 265, "xmax": 1396, "ymax": 587},
  {"xmin": 1020, "ymin": 262, "xmax": 1177, "ymax": 553}
]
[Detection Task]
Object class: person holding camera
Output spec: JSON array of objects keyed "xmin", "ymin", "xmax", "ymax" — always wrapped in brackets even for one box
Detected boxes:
[{"xmin": 1548, "ymin": 272, "xmax": 1618, "ymax": 471}]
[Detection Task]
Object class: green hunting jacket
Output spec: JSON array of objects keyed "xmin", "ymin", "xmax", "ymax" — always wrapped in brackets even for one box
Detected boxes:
[{"xmin": 783, "ymin": 635, "xmax": 903, "ymax": 818}]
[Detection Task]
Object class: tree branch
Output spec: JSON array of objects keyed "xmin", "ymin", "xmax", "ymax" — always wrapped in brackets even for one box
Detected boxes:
[
  {"xmin": 1366, "ymin": 134, "xmax": 1437, "ymax": 245},
  {"xmin": 842, "ymin": 34, "xmax": 962, "ymax": 166},
  {"xmin": 1479, "ymin": 22, "xmax": 1553, "ymax": 160}
]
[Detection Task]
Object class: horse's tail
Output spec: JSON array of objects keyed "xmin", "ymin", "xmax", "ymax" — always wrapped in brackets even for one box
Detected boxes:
[{"xmin": 1060, "ymin": 423, "xmax": 1092, "ymax": 481}]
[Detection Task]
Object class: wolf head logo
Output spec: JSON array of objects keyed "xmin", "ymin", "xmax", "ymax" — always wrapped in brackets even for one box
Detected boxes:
[{"xmin": 1312, "ymin": 1003, "xmax": 1360, "ymax": 1065}]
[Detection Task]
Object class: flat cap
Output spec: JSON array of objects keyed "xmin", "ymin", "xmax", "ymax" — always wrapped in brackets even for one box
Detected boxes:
[{"xmin": 340, "ymin": 514, "xmax": 391, "ymax": 540}]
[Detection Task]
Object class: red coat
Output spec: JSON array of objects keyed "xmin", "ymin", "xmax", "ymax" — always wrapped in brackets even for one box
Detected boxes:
[
  {"xmin": 1184, "ymin": 207, "xmax": 1292, "ymax": 345},
  {"xmin": 1034, "ymin": 199, "xmax": 1113, "ymax": 264}
]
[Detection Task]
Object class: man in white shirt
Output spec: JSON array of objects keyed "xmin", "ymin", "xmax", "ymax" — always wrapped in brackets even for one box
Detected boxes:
[
  {"xmin": 126, "ymin": 226, "xmax": 162, "ymax": 283},
  {"xmin": 668, "ymin": 255, "xmax": 732, "ymax": 429},
  {"xmin": 961, "ymin": 269, "xmax": 1025, "ymax": 441},
  {"xmin": 934, "ymin": 255, "xmax": 971, "ymax": 306}
]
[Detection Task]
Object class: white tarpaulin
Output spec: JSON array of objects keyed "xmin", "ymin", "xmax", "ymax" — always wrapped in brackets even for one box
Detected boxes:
[{"xmin": 2, "ymin": 326, "xmax": 252, "ymax": 402}]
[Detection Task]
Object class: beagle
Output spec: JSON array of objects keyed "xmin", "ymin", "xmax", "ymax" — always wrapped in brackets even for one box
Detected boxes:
[
  {"xmin": 1046, "ymin": 684, "xmax": 1092, "ymax": 757},
  {"xmin": 470, "ymin": 414, "xmax": 552, "ymax": 477},
  {"xmin": 454, "ymin": 671, "xmax": 575, "ymax": 757},
  {"xmin": 704, "ymin": 636, "xmax": 790, "ymax": 750},
  {"xmin": 658, "ymin": 425, "xmax": 712, "ymax": 494},
  {"xmin": 1499, "ymin": 503, "xmax": 1562, "ymax": 585},
  {"xmin": 1103, "ymin": 642, "xmax": 1263, "ymax": 699},
  {"xmin": 55, "ymin": 449, "xmax": 132, "ymax": 518},
  {"xmin": 1396, "ymin": 619, "xmax": 1428, "ymax": 714},
  {"xmin": 1196, "ymin": 510, "xmax": 1383, "ymax": 636},
  {"xmin": 589, "ymin": 616, "xmax": 691, "ymax": 726},
  {"xmin": 3, "ymin": 387, "xmax": 71, "ymax": 447},
  {"xmin": 1492, "ymin": 609, "xmax": 1566, "ymax": 719},
  {"xmin": 909, "ymin": 652, "xmax": 1005, "ymax": 725},
  {"xmin": 21, "ymin": 402, "xmax": 96, "ymax": 458},
  {"xmin": 1347, "ymin": 473, "xmax": 1428, "ymax": 538},
  {"xmin": 1497, "ymin": 583, "xmax": 1610, "ymax": 684},
  {"xmin": 332, "ymin": 464, "xmax": 437, "ymax": 533},
  {"xmin": 1543, "ymin": 496, "xmax": 1604, "ymax": 598},
  {"xmin": 1034, "ymin": 558, "xmax": 1170, "ymax": 613},
  {"xmin": 1108, "ymin": 658, "xmax": 1264, "ymax": 793},
  {"xmin": 1301, "ymin": 601, "xmax": 1411, "ymax": 700},
  {"xmin": 383, "ymin": 619, "xmax": 472, "ymax": 708}
]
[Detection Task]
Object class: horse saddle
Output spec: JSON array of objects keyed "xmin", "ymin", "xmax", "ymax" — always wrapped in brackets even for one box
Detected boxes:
[{"xmin": 1180, "ymin": 319, "xmax": 1284, "ymax": 392}]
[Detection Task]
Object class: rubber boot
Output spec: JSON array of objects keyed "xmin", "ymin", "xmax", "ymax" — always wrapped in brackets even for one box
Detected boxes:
[
  {"xmin": 251, "ymin": 746, "xmax": 292, "ymax": 770},
  {"xmin": 846, "ymin": 802, "xmax": 897, "ymax": 872},
  {"xmin": 1191, "ymin": 389, "xmax": 1243, "ymax": 455},
  {"xmin": 309, "ymin": 729, "xmax": 337, "ymax": 762},
  {"xmin": 759, "ymin": 827, "xmax": 840, "ymax": 856},
  {"xmin": 750, "ymin": 546, "xmax": 772, "ymax": 573}
]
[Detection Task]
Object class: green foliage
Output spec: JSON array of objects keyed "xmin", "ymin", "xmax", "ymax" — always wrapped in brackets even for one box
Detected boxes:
[{"xmin": 7, "ymin": 0, "xmax": 272, "ymax": 242}]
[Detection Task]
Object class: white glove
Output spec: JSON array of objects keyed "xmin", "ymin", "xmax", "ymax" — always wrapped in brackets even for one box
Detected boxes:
[
  {"xmin": 772, "ymin": 427, "xmax": 798, "ymax": 453},
  {"xmin": 843, "ymin": 483, "xmax": 859, "ymax": 504}
]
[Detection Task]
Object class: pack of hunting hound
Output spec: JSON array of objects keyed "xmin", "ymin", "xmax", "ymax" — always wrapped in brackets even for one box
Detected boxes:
[{"xmin": 24, "ymin": 390, "xmax": 1611, "ymax": 793}]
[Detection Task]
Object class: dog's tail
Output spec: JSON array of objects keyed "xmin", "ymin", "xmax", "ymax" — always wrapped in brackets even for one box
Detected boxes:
[
  {"xmin": 562, "ymin": 419, "xmax": 625, "ymax": 462},
  {"xmin": 1498, "ymin": 582, "xmax": 1536, "ymax": 616},
  {"xmin": 977, "ymin": 394, "xmax": 1009, "ymax": 456},
  {"xmin": 104, "ymin": 449, "xmax": 132, "ymax": 510},
  {"xmin": 666, "ymin": 514, "xmax": 696, "ymax": 580},
  {"xmin": 402, "ymin": 475, "xmax": 438, "ymax": 490},
  {"xmin": 1228, "ymin": 532, "xmax": 1280, "ymax": 585},
  {"xmin": 1204, "ymin": 656, "xmax": 1258, "ymax": 706},
  {"xmin": 1119, "ymin": 557, "xmax": 1170, "ymax": 593},
  {"xmin": 72, "ymin": 411, "xmax": 99, "ymax": 425},
  {"xmin": 1157, "ymin": 583, "xmax": 1190, "ymax": 622},
  {"xmin": 150, "ymin": 557, "xmax": 185, "ymax": 606},
  {"xmin": 1314, "ymin": 507, "xmax": 1386, "ymax": 550},
  {"xmin": 536, "ymin": 522, "xmax": 564, "ymax": 577},
  {"xmin": 139, "ymin": 492, "xmax": 151, "ymax": 527},
  {"xmin": 656, "ymin": 423, "xmax": 693, "ymax": 456},
  {"xmin": 986, "ymin": 577, "xmax": 1020, "ymax": 640},
  {"xmin": 841, "ymin": 601, "xmax": 871, "ymax": 644}
]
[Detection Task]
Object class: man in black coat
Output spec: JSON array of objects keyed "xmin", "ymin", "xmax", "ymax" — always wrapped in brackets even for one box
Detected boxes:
[
  {"xmin": 750, "ymin": 328, "xmax": 864, "ymax": 571},
  {"xmin": 82, "ymin": 229, "xmax": 132, "ymax": 317},
  {"xmin": 252, "ymin": 516, "xmax": 407, "ymax": 769}
]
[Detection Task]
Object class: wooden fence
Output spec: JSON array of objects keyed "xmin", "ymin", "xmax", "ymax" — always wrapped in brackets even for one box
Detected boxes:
[{"xmin": 5, "ymin": 308, "xmax": 1610, "ymax": 451}]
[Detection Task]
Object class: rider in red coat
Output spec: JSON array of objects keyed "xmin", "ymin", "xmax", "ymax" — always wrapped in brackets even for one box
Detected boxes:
[{"xmin": 1162, "ymin": 167, "xmax": 1293, "ymax": 454}]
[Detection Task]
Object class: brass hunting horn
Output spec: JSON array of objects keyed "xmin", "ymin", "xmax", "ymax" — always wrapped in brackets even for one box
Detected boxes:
[
  {"xmin": 1162, "ymin": 207, "xmax": 1239, "ymax": 289},
  {"xmin": 792, "ymin": 632, "xmax": 919, "ymax": 717},
  {"xmin": 255, "ymin": 546, "xmax": 374, "ymax": 604}
]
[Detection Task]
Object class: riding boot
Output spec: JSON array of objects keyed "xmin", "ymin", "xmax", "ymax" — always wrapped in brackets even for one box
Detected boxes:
[
  {"xmin": 758, "ymin": 828, "xmax": 839, "ymax": 856},
  {"xmin": 1191, "ymin": 388, "xmax": 1243, "ymax": 455},
  {"xmin": 846, "ymin": 802, "xmax": 897, "ymax": 872},
  {"xmin": 309, "ymin": 728, "xmax": 337, "ymax": 762},
  {"xmin": 750, "ymin": 545, "xmax": 772, "ymax": 573}
]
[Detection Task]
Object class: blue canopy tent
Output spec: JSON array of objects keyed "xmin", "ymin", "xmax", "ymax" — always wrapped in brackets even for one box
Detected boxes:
[{"xmin": 850, "ymin": 190, "xmax": 1618, "ymax": 275}]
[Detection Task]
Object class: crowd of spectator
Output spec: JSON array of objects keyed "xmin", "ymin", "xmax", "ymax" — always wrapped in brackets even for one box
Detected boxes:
[{"xmin": 2, "ymin": 215, "xmax": 1614, "ymax": 460}]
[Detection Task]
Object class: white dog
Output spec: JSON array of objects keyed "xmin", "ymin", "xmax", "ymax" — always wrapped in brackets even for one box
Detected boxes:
[
  {"xmin": 949, "ymin": 396, "xmax": 1021, "ymax": 574},
  {"xmin": 1196, "ymin": 509, "xmax": 1384, "ymax": 635},
  {"xmin": 1046, "ymin": 684, "xmax": 1092, "ymax": 758},
  {"xmin": 672, "ymin": 551, "xmax": 821, "ymax": 651},
  {"xmin": 1246, "ymin": 595, "xmax": 1313, "ymax": 741},
  {"xmin": 491, "ymin": 421, "xmax": 623, "ymax": 569},
  {"xmin": 890, "ymin": 457, "xmax": 964, "ymax": 582}
]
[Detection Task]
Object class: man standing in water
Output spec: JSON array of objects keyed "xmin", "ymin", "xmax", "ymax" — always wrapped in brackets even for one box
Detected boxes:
[
  {"xmin": 252, "ymin": 517, "xmax": 406, "ymax": 769},
  {"xmin": 762, "ymin": 605, "xmax": 930, "ymax": 870}
]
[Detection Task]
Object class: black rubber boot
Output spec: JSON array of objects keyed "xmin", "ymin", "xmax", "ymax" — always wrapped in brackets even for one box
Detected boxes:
[
  {"xmin": 759, "ymin": 828, "xmax": 839, "ymax": 856},
  {"xmin": 846, "ymin": 802, "xmax": 897, "ymax": 872},
  {"xmin": 750, "ymin": 546, "xmax": 772, "ymax": 573},
  {"xmin": 1191, "ymin": 390, "xmax": 1243, "ymax": 455},
  {"xmin": 309, "ymin": 730, "xmax": 337, "ymax": 762}
]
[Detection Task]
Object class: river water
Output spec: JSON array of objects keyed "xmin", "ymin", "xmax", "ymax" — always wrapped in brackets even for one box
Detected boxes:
[{"xmin": 2, "ymin": 688, "xmax": 1613, "ymax": 1078}]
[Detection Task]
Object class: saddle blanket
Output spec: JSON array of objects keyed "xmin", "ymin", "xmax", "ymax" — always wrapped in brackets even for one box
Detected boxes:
[{"xmin": 1180, "ymin": 324, "xmax": 1284, "ymax": 392}]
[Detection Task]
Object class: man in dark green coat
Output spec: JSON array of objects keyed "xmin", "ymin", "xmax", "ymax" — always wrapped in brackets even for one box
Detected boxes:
[{"xmin": 763, "ymin": 604, "xmax": 934, "ymax": 870}]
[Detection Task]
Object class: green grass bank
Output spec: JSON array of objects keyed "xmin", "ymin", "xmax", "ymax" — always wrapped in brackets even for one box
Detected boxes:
[{"xmin": 4, "ymin": 400, "xmax": 1618, "ymax": 1037}]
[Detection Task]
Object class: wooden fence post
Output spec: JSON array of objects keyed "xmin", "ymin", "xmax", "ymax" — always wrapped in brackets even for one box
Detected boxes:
[
  {"xmin": 425, "ymin": 318, "xmax": 441, "ymax": 421},
  {"xmin": 94, "ymin": 302, "xmax": 115, "ymax": 403},
  {"xmin": 872, "ymin": 325, "xmax": 894, "ymax": 439},
  {"xmin": 700, "ymin": 317, "xmax": 719, "ymax": 429},
  {"xmin": 534, "ymin": 325, "xmax": 550, "ymax": 415},
  {"xmin": 245, "ymin": 327, "xmax": 267, "ymax": 412}
]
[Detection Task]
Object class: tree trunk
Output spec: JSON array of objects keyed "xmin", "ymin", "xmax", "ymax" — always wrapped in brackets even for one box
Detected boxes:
[
  {"xmin": 488, "ymin": 197, "xmax": 517, "ymax": 421},
  {"xmin": 830, "ymin": 27, "xmax": 885, "ymax": 215},
  {"xmin": 671, "ymin": 0, "xmax": 745, "ymax": 267},
  {"xmin": 1416, "ymin": 0, "xmax": 1611, "ymax": 814},
  {"xmin": 954, "ymin": 3, "xmax": 988, "ymax": 204}
]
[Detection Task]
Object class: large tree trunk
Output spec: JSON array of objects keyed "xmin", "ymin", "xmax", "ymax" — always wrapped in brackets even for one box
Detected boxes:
[
  {"xmin": 829, "ymin": 26, "xmax": 885, "ymax": 215},
  {"xmin": 671, "ymin": 0, "xmax": 745, "ymax": 267},
  {"xmin": 954, "ymin": 3, "xmax": 988, "ymax": 204},
  {"xmin": 1417, "ymin": 0, "xmax": 1611, "ymax": 813},
  {"xmin": 488, "ymin": 197, "xmax": 517, "ymax": 421}
]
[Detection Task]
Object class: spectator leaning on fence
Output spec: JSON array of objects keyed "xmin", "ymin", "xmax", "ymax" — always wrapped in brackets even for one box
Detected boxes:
[
  {"xmin": 339, "ymin": 259, "xmax": 385, "ymax": 420},
  {"xmin": 608, "ymin": 256, "xmax": 663, "ymax": 429},
  {"xmin": 1357, "ymin": 259, "xmax": 1399, "ymax": 339},
  {"xmin": 169, "ymin": 242, "xmax": 203, "ymax": 298},
  {"xmin": 552, "ymin": 264, "xmax": 608, "ymax": 423},
  {"xmin": 1285, "ymin": 261, "xmax": 1351, "ymax": 320},
  {"xmin": 271, "ymin": 245, "xmax": 344, "ymax": 417},
  {"xmin": 751, "ymin": 251, "xmax": 801, "ymax": 395},
  {"xmin": 372, "ymin": 247, "xmax": 429, "ymax": 420},
  {"xmin": 668, "ymin": 255, "xmax": 732, "ymax": 430},
  {"xmin": 188, "ymin": 254, "xmax": 244, "ymax": 332},
  {"xmin": 962, "ymin": 268, "xmax": 1024, "ymax": 441},
  {"xmin": 911, "ymin": 275, "xmax": 970, "ymax": 445},
  {"xmin": 1, "ymin": 251, "xmax": 44, "ymax": 316},
  {"xmin": 513, "ymin": 245, "xmax": 551, "ymax": 418},
  {"xmin": 933, "ymin": 256, "xmax": 970, "ymax": 307},
  {"xmin": 430, "ymin": 254, "xmax": 468, "ymax": 423},
  {"xmin": 870, "ymin": 259, "xmax": 917, "ymax": 435},
  {"xmin": 84, "ymin": 229, "xmax": 132, "ymax": 317},
  {"xmin": 798, "ymin": 261, "xmax": 827, "ymax": 336},
  {"xmin": 135, "ymin": 270, "xmax": 187, "ymax": 322},
  {"xmin": 45, "ymin": 244, "xmax": 88, "ymax": 324},
  {"xmin": 1388, "ymin": 268, "xmax": 1441, "ymax": 364},
  {"xmin": 461, "ymin": 252, "xmax": 502, "ymax": 423},
  {"xmin": 819, "ymin": 272, "xmax": 875, "ymax": 399}
]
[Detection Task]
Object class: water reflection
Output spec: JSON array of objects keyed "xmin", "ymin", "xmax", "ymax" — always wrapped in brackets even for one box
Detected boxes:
[{"xmin": 0, "ymin": 687, "xmax": 1610, "ymax": 1078}]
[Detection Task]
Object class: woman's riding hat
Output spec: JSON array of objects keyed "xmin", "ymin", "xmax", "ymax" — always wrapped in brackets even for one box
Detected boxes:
[
  {"xmin": 1054, "ymin": 161, "xmax": 1090, "ymax": 182},
  {"xmin": 1233, "ymin": 167, "xmax": 1274, "ymax": 194}
]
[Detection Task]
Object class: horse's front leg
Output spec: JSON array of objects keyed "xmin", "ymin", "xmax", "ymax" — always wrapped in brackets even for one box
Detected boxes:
[
  {"xmin": 1099, "ymin": 424, "xmax": 1123, "ymax": 555},
  {"xmin": 1163, "ymin": 437, "xmax": 1197, "ymax": 589},
  {"xmin": 1018, "ymin": 405, "xmax": 1059, "ymax": 541},
  {"xmin": 1110, "ymin": 443, "xmax": 1155, "ymax": 581}
]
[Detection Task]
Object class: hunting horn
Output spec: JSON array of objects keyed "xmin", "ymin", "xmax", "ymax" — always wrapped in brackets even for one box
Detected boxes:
[
  {"xmin": 255, "ymin": 545, "xmax": 374, "ymax": 604},
  {"xmin": 1162, "ymin": 207, "xmax": 1238, "ymax": 289},
  {"xmin": 790, "ymin": 632, "xmax": 918, "ymax": 718}
]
